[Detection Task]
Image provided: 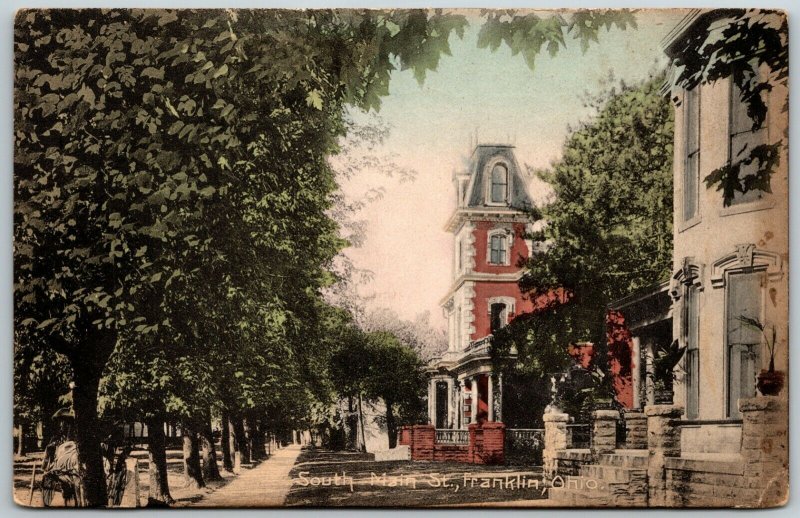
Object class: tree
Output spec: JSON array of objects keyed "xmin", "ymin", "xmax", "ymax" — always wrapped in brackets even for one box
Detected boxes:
[
  {"xmin": 363, "ymin": 331, "xmax": 427, "ymax": 448},
  {"xmin": 14, "ymin": 7, "xmax": 641, "ymax": 505},
  {"xmin": 665, "ymin": 9, "xmax": 787, "ymax": 205},
  {"xmin": 507, "ymin": 73, "xmax": 674, "ymax": 411}
]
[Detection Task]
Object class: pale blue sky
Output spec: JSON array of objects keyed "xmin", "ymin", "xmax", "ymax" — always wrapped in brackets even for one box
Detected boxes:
[{"xmin": 342, "ymin": 9, "xmax": 688, "ymax": 328}]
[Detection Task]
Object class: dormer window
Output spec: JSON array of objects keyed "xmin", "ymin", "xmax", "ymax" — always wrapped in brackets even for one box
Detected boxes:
[
  {"xmin": 489, "ymin": 232, "xmax": 508, "ymax": 265},
  {"xmin": 490, "ymin": 163, "xmax": 508, "ymax": 204}
]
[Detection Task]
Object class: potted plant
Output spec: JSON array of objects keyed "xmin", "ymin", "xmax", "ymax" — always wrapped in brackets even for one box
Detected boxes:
[
  {"xmin": 737, "ymin": 316, "xmax": 784, "ymax": 396},
  {"xmin": 653, "ymin": 339, "xmax": 687, "ymax": 405}
]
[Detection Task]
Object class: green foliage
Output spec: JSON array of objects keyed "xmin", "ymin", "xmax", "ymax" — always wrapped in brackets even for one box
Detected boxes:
[
  {"xmin": 478, "ymin": 9, "xmax": 637, "ymax": 71},
  {"xmin": 667, "ymin": 9, "xmax": 787, "ymax": 206},
  {"xmin": 500, "ymin": 73, "xmax": 673, "ymax": 414}
]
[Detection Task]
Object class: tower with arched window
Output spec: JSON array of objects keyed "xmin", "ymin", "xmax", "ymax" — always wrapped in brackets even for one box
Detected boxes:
[{"xmin": 427, "ymin": 144, "xmax": 538, "ymax": 429}]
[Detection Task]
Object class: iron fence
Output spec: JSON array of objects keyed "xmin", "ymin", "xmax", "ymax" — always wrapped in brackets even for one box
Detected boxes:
[{"xmin": 505, "ymin": 428, "xmax": 544, "ymax": 465}]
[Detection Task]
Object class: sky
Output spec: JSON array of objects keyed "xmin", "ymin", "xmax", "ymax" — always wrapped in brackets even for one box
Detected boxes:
[{"xmin": 339, "ymin": 9, "xmax": 688, "ymax": 331}]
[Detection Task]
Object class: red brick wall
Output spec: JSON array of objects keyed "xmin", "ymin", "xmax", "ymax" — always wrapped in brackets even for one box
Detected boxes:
[
  {"xmin": 471, "ymin": 222, "xmax": 529, "ymax": 274},
  {"xmin": 408, "ymin": 424, "xmax": 505, "ymax": 465},
  {"xmin": 471, "ymin": 282, "xmax": 534, "ymax": 340}
]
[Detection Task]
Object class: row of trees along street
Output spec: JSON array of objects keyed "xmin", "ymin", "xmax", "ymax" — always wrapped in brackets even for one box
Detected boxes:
[{"xmin": 14, "ymin": 8, "xmax": 784, "ymax": 507}]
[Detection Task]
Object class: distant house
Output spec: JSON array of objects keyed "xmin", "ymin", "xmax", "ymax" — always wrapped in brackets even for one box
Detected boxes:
[
  {"xmin": 662, "ymin": 9, "xmax": 788, "ymax": 453},
  {"xmin": 426, "ymin": 144, "xmax": 540, "ymax": 430},
  {"xmin": 425, "ymin": 144, "xmax": 632, "ymax": 432}
]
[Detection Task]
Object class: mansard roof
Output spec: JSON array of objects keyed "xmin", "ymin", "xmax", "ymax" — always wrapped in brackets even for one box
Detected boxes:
[{"xmin": 463, "ymin": 144, "xmax": 534, "ymax": 211}]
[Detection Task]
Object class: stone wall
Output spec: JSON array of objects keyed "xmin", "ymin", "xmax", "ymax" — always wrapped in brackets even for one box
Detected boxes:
[
  {"xmin": 660, "ymin": 396, "xmax": 788, "ymax": 508},
  {"xmin": 624, "ymin": 410, "xmax": 647, "ymax": 450}
]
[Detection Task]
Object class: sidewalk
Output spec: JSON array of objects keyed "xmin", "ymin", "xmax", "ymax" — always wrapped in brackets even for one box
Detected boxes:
[{"xmin": 189, "ymin": 444, "xmax": 302, "ymax": 508}]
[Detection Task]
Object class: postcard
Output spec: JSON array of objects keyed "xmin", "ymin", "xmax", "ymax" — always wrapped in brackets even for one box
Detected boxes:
[{"xmin": 13, "ymin": 7, "xmax": 788, "ymax": 508}]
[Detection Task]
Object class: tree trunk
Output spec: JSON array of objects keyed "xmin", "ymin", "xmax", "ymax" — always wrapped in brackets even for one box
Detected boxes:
[
  {"xmin": 252, "ymin": 418, "xmax": 267, "ymax": 460},
  {"xmin": 243, "ymin": 416, "xmax": 253, "ymax": 462},
  {"xmin": 145, "ymin": 416, "xmax": 173, "ymax": 506},
  {"xmin": 220, "ymin": 410, "xmax": 233, "ymax": 472},
  {"xmin": 200, "ymin": 419, "xmax": 222, "ymax": 482},
  {"xmin": 227, "ymin": 416, "xmax": 238, "ymax": 471},
  {"xmin": 385, "ymin": 399, "xmax": 397, "ymax": 449},
  {"xmin": 345, "ymin": 397, "xmax": 358, "ymax": 451},
  {"xmin": 16, "ymin": 423, "xmax": 26, "ymax": 457},
  {"xmin": 71, "ymin": 365, "xmax": 108, "ymax": 507},
  {"xmin": 232, "ymin": 416, "xmax": 249, "ymax": 464},
  {"xmin": 357, "ymin": 394, "xmax": 367, "ymax": 453},
  {"xmin": 181, "ymin": 429, "xmax": 204, "ymax": 489}
]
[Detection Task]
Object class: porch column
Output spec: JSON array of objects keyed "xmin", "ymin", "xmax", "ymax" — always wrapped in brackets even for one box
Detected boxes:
[
  {"xmin": 487, "ymin": 374, "xmax": 494, "ymax": 422},
  {"xmin": 458, "ymin": 379, "xmax": 465, "ymax": 428},
  {"xmin": 470, "ymin": 376, "xmax": 478, "ymax": 423},
  {"xmin": 427, "ymin": 379, "xmax": 435, "ymax": 425},
  {"xmin": 497, "ymin": 373, "xmax": 503, "ymax": 422},
  {"xmin": 446, "ymin": 378, "xmax": 454, "ymax": 428}
]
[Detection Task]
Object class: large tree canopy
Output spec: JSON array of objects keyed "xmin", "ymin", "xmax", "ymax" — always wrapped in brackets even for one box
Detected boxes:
[
  {"xmin": 493, "ymin": 73, "xmax": 674, "ymax": 416},
  {"xmin": 14, "ymin": 7, "xmax": 640, "ymax": 506}
]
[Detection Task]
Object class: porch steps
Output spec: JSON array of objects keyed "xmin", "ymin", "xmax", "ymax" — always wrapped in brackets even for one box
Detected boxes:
[{"xmin": 549, "ymin": 451, "xmax": 649, "ymax": 507}]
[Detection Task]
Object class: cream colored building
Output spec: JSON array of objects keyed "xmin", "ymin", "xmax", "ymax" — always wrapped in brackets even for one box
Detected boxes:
[{"xmin": 663, "ymin": 10, "xmax": 788, "ymax": 454}]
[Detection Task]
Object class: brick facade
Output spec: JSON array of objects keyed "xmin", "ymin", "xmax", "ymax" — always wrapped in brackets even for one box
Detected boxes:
[{"xmin": 400, "ymin": 423, "xmax": 506, "ymax": 465}]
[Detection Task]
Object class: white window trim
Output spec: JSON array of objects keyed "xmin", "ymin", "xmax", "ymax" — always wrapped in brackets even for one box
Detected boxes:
[
  {"xmin": 679, "ymin": 87, "xmax": 702, "ymax": 232},
  {"xmin": 487, "ymin": 296, "xmax": 516, "ymax": 322},
  {"xmin": 484, "ymin": 158, "xmax": 512, "ymax": 206},
  {"xmin": 710, "ymin": 244, "xmax": 784, "ymax": 418},
  {"xmin": 725, "ymin": 73, "xmax": 774, "ymax": 211},
  {"xmin": 486, "ymin": 228, "xmax": 512, "ymax": 266}
]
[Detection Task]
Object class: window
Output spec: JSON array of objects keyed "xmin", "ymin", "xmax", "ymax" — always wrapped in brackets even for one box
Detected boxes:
[
  {"xmin": 457, "ymin": 239, "xmax": 463, "ymax": 272},
  {"xmin": 729, "ymin": 80, "xmax": 768, "ymax": 206},
  {"xmin": 489, "ymin": 234, "xmax": 507, "ymax": 265},
  {"xmin": 683, "ymin": 87, "xmax": 700, "ymax": 222},
  {"xmin": 490, "ymin": 303, "xmax": 506, "ymax": 333},
  {"xmin": 726, "ymin": 271, "xmax": 764, "ymax": 418},
  {"xmin": 490, "ymin": 164, "xmax": 508, "ymax": 203},
  {"xmin": 684, "ymin": 284, "xmax": 700, "ymax": 419}
]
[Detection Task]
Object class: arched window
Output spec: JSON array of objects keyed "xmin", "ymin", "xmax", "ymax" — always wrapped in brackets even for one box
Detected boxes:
[
  {"xmin": 489, "ymin": 234, "xmax": 507, "ymax": 265},
  {"xmin": 490, "ymin": 163, "xmax": 508, "ymax": 203},
  {"xmin": 490, "ymin": 303, "xmax": 507, "ymax": 333}
]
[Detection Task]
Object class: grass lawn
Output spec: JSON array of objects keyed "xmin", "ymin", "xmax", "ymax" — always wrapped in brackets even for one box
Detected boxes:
[{"xmin": 285, "ymin": 448, "xmax": 547, "ymax": 507}]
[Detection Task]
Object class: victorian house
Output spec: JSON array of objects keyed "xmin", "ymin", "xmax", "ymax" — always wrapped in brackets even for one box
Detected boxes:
[
  {"xmin": 663, "ymin": 9, "xmax": 788, "ymax": 452},
  {"xmin": 426, "ymin": 144, "xmax": 542, "ymax": 429}
]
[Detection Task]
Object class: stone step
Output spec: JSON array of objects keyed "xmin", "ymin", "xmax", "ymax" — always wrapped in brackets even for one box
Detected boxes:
[
  {"xmin": 581, "ymin": 464, "xmax": 647, "ymax": 484},
  {"xmin": 548, "ymin": 484, "xmax": 610, "ymax": 507},
  {"xmin": 598, "ymin": 452, "xmax": 649, "ymax": 468},
  {"xmin": 549, "ymin": 473, "xmax": 648, "ymax": 508}
]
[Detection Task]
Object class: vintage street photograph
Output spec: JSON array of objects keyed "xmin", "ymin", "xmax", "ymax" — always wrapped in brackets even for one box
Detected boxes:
[{"xmin": 12, "ymin": 7, "xmax": 788, "ymax": 508}]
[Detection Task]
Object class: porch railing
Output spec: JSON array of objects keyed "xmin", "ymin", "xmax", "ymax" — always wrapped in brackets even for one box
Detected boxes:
[
  {"xmin": 506, "ymin": 428, "xmax": 544, "ymax": 445},
  {"xmin": 435, "ymin": 429, "xmax": 469, "ymax": 444},
  {"xmin": 464, "ymin": 335, "xmax": 493, "ymax": 352}
]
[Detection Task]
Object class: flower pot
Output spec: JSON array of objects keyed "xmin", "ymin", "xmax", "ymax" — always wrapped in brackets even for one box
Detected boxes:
[{"xmin": 757, "ymin": 369, "xmax": 785, "ymax": 396}]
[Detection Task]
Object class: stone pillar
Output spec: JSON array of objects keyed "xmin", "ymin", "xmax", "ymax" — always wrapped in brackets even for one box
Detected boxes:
[
  {"xmin": 645, "ymin": 404, "xmax": 683, "ymax": 507},
  {"xmin": 487, "ymin": 374, "xmax": 494, "ymax": 422},
  {"xmin": 624, "ymin": 410, "xmax": 648, "ymax": 450},
  {"xmin": 470, "ymin": 377, "xmax": 478, "ymax": 424},
  {"xmin": 591, "ymin": 409, "xmax": 618, "ymax": 456},
  {"xmin": 739, "ymin": 396, "xmax": 788, "ymax": 506},
  {"xmin": 543, "ymin": 411, "xmax": 569, "ymax": 478}
]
